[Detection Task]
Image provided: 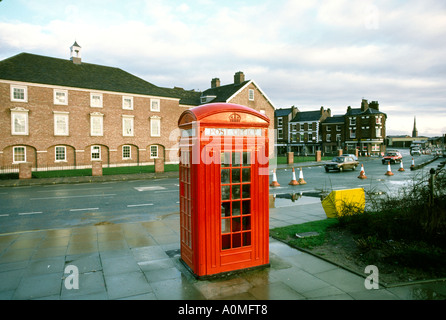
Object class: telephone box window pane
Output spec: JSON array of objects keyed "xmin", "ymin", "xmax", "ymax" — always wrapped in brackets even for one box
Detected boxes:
[
  {"xmin": 243, "ymin": 152, "xmax": 251, "ymax": 165},
  {"xmin": 242, "ymin": 184, "xmax": 250, "ymax": 199},
  {"xmin": 242, "ymin": 200, "xmax": 251, "ymax": 215},
  {"xmin": 242, "ymin": 216, "xmax": 251, "ymax": 230},
  {"xmin": 232, "ymin": 217, "xmax": 241, "ymax": 232},
  {"xmin": 222, "ymin": 219, "xmax": 231, "ymax": 234},
  {"xmin": 222, "ymin": 235, "xmax": 231, "ymax": 250},
  {"xmin": 232, "ymin": 169, "xmax": 240, "ymax": 183},
  {"xmin": 243, "ymin": 232, "xmax": 251, "ymax": 246},
  {"xmin": 232, "ymin": 201, "xmax": 241, "ymax": 216},
  {"xmin": 221, "ymin": 202, "xmax": 231, "ymax": 217},
  {"xmin": 232, "ymin": 233, "xmax": 241, "ymax": 248},
  {"xmin": 232, "ymin": 152, "xmax": 241, "ymax": 166},
  {"xmin": 221, "ymin": 186, "xmax": 230, "ymax": 200},
  {"xmin": 232, "ymin": 185, "xmax": 240, "ymax": 199},
  {"xmin": 242, "ymin": 168, "xmax": 250, "ymax": 182},
  {"xmin": 221, "ymin": 169, "xmax": 230, "ymax": 184},
  {"xmin": 221, "ymin": 152, "xmax": 230, "ymax": 167}
]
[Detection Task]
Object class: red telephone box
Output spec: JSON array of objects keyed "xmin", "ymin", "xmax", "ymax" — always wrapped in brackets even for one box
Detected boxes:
[{"xmin": 178, "ymin": 103, "xmax": 270, "ymax": 278}]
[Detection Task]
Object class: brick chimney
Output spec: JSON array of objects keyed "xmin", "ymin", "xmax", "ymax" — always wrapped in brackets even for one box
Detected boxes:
[
  {"xmin": 234, "ymin": 71, "xmax": 245, "ymax": 84},
  {"xmin": 211, "ymin": 78, "xmax": 220, "ymax": 88}
]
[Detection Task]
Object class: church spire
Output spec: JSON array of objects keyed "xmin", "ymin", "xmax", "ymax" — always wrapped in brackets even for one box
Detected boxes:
[{"xmin": 412, "ymin": 116, "xmax": 418, "ymax": 138}]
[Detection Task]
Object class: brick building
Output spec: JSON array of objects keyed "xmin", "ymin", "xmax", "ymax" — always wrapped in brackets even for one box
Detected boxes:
[{"xmin": 0, "ymin": 43, "xmax": 275, "ymax": 170}]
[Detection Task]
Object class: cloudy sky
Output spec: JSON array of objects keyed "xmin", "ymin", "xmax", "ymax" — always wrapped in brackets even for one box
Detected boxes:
[{"xmin": 1, "ymin": 0, "xmax": 445, "ymax": 137}]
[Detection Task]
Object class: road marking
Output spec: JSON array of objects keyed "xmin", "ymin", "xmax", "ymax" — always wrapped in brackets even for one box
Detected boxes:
[
  {"xmin": 37, "ymin": 187, "xmax": 113, "ymax": 193},
  {"xmin": 127, "ymin": 203, "xmax": 154, "ymax": 207},
  {"xmin": 18, "ymin": 212, "xmax": 42, "ymax": 216},
  {"xmin": 30, "ymin": 194, "xmax": 116, "ymax": 200},
  {"xmin": 134, "ymin": 186, "xmax": 166, "ymax": 192},
  {"xmin": 0, "ymin": 214, "xmax": 10, "ymax": 217},
  {"xmin": 69, "ymin": 208, "xmax": 99, "ymax": 212}
]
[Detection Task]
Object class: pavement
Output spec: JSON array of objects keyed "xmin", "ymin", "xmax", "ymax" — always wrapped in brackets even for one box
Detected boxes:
[{"xmin": 1, "ymin": 169, "xmax": 446, "ymax": 301}]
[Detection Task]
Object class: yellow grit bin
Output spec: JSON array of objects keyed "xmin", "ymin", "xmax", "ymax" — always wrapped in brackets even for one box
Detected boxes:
[{"xmin": 321, "ymin": 188, "xmax": 366, "ymax": 218}]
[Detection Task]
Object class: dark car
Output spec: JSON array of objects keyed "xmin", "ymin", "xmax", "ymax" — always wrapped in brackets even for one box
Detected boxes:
[
  {"xmin": 324, "ymin": 156, "xmax": 359, "ymax": 172},
  {"xmin": 382, "ymin": 150, "xmax": 403, "ymax": 164}
]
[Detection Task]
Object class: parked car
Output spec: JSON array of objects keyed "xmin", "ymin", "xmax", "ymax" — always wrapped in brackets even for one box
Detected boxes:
[
  {"xmin": 340, "ymin": 154, "xmax": 358, "ymax": 161},
  {"xmin": 382, "ymin": 150, "xmax": 403, "ymax": 164},
  {"xmin": 325, "ymin": 156, "xmax": 359, "ymax": 172},
  {"xmin": 410, "ymin": 148, "xmax": 421, "ymax": 156}
]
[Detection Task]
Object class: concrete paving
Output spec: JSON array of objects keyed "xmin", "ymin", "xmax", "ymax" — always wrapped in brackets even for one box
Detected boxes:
[{"xmin": 0, "ymin": 172, "xmax": 445, "ymax": 301}]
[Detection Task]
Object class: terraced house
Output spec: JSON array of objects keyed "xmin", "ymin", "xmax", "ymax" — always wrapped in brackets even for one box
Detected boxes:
[{"xmin": 0, "ymin": 42, "xmax": 275, "ymax": 171}]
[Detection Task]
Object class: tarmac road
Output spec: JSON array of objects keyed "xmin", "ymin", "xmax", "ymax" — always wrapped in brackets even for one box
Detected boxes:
[{"xmin": 0, "ymin": 149, "xmax": 440, "ymax": 234}]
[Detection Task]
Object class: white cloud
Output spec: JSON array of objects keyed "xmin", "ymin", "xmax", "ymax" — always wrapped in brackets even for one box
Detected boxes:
[{"xmin": 0, "ymin": 0, "xmax": 445, "ymax": 136}]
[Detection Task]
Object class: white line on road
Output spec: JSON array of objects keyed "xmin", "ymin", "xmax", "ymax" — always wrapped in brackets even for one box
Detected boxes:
[
  {"xmin": 0, "ymin": 214, "xmax": 10, "ymax": 217},
  {"xmin": 127, "ymin": 203, "xmax": 154, "ymax": 207},
  {"xmin": 18, "ymin": 212, "xmax": 42, "ymax": 216},
  {"xmin": 37, "ymin": 187, "xmax": 113, "ymax": 193},
  {"xmin": 134, "ymin": 186, "xmax": 166, "ymax": 192},
  {"xmin": 30, "ymin": 194, "xmax": 116, "ymax": 200},
  {"xmin": 69, "ymin": 208, "xmax": 99, "ymax": 212}
]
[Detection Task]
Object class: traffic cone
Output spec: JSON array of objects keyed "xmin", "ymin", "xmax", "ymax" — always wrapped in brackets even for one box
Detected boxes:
[
  {"xmin": 288, "ymin": 168, "xmax": 299, "ymax": 185},
  {"xmin": 410, "ymin": 158, "xmax": 415, "ymax": 169},
  {"xmin": 357, "ymin": 164, "xmax": 367, "ymax": 179},
  {"xmin": 270, "ymin": 169, "xmax": 280, "ymax": 187},
  {"xmin": 297, "ymin": 167, "xmax": 307, "ymax": 185},
  {"xmin": 398, "ymin": 161, "xmax": 405, "ymax": 172},
  {"xmin": 385, "ymin": 163, "xmax": 394, "ymax": 176}
]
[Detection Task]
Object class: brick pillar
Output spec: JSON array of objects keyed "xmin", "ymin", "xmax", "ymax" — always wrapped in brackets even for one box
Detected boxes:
[
  {"xmin": 315, "ymin": 150, "xmax": 321, "ymax": 162},
  {"xmin": 92, "ymin": 160, "xmax": 103, "ymax": 176},
  {"xmin": 287, "ymin": 152, "xmax": 294, "ymax": 165},
  {"xmin": 337, "ymin": 149, "xmax": 343, "ymax": 156},
  {"xmin": 155, "ymin": 157, "xmax": 164, "ymax": 173},
  {"xmin": 19, "ymin": 162, "xmax": 32, "ymax": 179}
]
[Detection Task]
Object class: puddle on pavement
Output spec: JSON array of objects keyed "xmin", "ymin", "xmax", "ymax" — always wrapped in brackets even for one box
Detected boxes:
[{"xmin": 271, "ymin": 192, "xmax": 322, "ymax": 208}]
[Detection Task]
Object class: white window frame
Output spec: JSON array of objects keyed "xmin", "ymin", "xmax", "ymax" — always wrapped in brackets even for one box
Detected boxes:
[
  {"xmin": 350, "ymin": 128, "xmax": 356, "ymax": 138},
  {"xmin": 13, "ymin": 146, "xmax": 26, "ymax": 163},
  {"xmin": 122, "ymin": 115, "xmax": 134, "ymax": 137},
  {"xmin": 122, "ymin": 96, "xmax": 133, "ymax": 110},
  {"xmin": 150, "ymin": 116, "xmax": 161, "ymax": 137},
  {"xmin": 55, "ymin": 146, "xmax": 67, "ymax": 162},
  {"xmin": 150, "ymin": 99, "xmax": 160, "ymax": 112},
  {"xmin": 53, "ymin": 112, "xmax": 69, "ymax": 136},
  {"xmin": 349, "ymin": 117, "xmax": 356, "ymax": 126},
  {"xmin": 90, "ymin": 113, "xmax": 104, "ymax": 136},
  {"xmin": 248, "ymin": 89, "xmax": 255, "ymax": 101},
  {"xmin": 150, "ymin": 145, "xmax": 159, "ymax": 159},
  {"xmin": 91, "ymin": 145, "xmax": 101, "ymax": 160},
  {"xmin": 54, "ymin": 89, "xmax": 68, "ymax": 105},
  {"xmin": 376, "ymin": 127, "xmax": 382, "ymax": 138},
  {"xmin": 326, "ymin": 134, "xmax": 331, "ymax": 142},
  {"xmin": 90, "ymin": 93, "xmax": 103, "ymax": 108},
  {"xmin": 11, "ymin": 85, "xmax": 28, "ymax": 102},
  {"xmin": 122, "ymin": 145, "xmax": 131, "ymax": 160},
  {"xmin": 11, "ymin": 109, "xmax": 29, "ymax": 135},
  {"xmin": 277, "ymin": 128, "xmax": 283, "ymax": 139},
  {"xmin": 277, "ymin": 118, "xmax": 283, "ymax": 127}
]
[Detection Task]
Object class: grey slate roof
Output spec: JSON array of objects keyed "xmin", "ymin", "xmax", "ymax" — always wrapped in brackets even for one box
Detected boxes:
[
  {"xmin": 0, "ymin": 52, "xmax": 179, "ymax": 99},
  {"xmin": 200, "ymin": 80, "xmax": 250, "ymax": 103},
  {"xmin": 290, "ymin": 110, "xmax": 322, "ymax": 122}
]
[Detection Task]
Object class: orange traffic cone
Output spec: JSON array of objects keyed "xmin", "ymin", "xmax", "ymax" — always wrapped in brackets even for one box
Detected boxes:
[
  {"xmin": 357, "ymin": 164, "xmax": 367, "ymax": 179},
  {"xmin": 270, "ymin": 169, "xmax": 280, "ymax": 187},
  {"xmin": 398, "ymin": 161, "xmax": 405, "ymax": 172},
  {"xmin": 288, "ymin": 168, "xmax": 299, "ymax": 185},
  {"xmin": 410, "ymin": 158, "xmax": 415, "ymax": 169},
  {"xmin": 385, "ymin": 163, "xmax": 394, "ymax": 176},
  {"xmin": 297, "ymin": 167, "xmax": 307, "ymax": 185}
]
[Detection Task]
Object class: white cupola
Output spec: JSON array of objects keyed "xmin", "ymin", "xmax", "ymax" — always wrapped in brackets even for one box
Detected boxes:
[{"xmin": 70, "ymin": 41, "xmax": 82, "ymax": 64}]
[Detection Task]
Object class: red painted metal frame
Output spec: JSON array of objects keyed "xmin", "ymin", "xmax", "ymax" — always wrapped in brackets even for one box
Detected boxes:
[{"xmin": 178, "ymin": 103, "xmax": 270, "ymax": 278}]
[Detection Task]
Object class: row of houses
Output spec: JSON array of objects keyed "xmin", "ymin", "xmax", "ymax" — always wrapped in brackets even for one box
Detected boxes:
[
  {"xmin": 0, "ymin": 42, "xmax": 275, "ymax": 169},
  {"xmin": 275, "ymin": 99, "xmax": 387, "ymax": 156}
]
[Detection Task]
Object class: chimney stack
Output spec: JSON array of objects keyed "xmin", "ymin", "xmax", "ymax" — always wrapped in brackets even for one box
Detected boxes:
[
  {"xmin": 234, "ymin": 71, "xmax": 245, "ymax": 84},
  {"xmin": 211, "ymin": 78, "xmax": 220, "ymax": 88}
]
